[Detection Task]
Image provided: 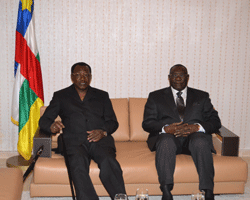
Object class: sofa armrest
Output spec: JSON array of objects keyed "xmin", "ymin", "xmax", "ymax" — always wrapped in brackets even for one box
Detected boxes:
[
  {"xmin": 212, "ymin": 126, "xmax": 239, "ymax": 156},
  {"xmin": 33, "ymin": 128, "xmax": 52, "ymax": 158}
]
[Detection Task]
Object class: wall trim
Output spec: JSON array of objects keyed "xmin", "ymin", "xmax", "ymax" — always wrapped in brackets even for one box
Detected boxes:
[
  {"xmin": 0, "ymin": 151, "xmax": 19, "ymax": 158},
  {"xmin": 239, "ymin": 149, "xmax": 250, "ymax": 157}
]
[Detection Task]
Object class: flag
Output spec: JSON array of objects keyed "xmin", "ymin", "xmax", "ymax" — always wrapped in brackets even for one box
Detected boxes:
[{"xmin": 11, "ymin": 0, "xmax": 44, "ymax": 160}]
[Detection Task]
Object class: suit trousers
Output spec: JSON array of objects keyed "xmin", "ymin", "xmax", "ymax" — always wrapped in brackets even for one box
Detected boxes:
[
  {"xmin": 65, "ymin": 139, "xmax": 126, "ymax": 200},
  {"xmin": 155, "ymin": 132, "xmax": 214, "ymax": 191}
]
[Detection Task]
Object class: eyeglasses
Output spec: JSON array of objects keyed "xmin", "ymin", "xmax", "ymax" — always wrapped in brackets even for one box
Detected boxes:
[
  {"xmin": 169, "ymin": 74, "xmax": 188, "ymax": 78},
  {"xmin": 72, "ymin": 72, "xmax": 90, "ymax": 79}
]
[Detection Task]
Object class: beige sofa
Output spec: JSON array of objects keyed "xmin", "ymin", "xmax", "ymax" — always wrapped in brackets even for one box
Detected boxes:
[{"xmin": 30, "ymin": 98, "xmax": 248, "ymax": 197}]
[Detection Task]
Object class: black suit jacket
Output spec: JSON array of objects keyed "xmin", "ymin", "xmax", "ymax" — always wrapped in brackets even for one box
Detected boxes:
[
  {"xmin": 39, "ymin": 85, "xmax": 118, "ymax": 150},
  {"xmin": 142, "ymin": 87, "xmax": 221, "ymax": 152}
]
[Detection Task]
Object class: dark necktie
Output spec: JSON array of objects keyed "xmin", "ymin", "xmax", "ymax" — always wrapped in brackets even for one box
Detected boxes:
[{"xmin": 176, "ymin": 91, "xmax": 185, "ymax": 121}]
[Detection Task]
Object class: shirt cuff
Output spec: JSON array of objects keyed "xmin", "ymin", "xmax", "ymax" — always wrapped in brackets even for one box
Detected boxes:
[
  {"xmin": 160, "ymin": 125, "xmax": 169, "ymax": 134},
  {"xmin": 196, "ymin": 123, "xmax": 205, "ymax": 133}
]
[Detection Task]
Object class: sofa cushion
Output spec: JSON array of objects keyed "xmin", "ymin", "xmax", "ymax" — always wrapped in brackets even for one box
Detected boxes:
[
  {"xmin": 129, "ymin": 98, "xmax": 149, "ymax": 141},
  {"xmin": 33, "ymin": 142, "xmax": 158, "ymax": 185},
  {"xmin": 111, "ymin": 98, "xmax": 130, "ymax": 141},
  {"xmin": 33, "ymin": 141, "xmax": 248, "ymax": 185}
]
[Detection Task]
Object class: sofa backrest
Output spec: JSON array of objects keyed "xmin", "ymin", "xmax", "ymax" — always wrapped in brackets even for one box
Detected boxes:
[
  {"xmin": 39, "ymin": 98, "xmax": 131, "ymax": 142},
  {"xmin": 129, "ymin": 98, "xmax": 149, "ymax": 141},
  {"xmin": 110, "ymin": 98, "xmax": 130, "ymax": 141}
]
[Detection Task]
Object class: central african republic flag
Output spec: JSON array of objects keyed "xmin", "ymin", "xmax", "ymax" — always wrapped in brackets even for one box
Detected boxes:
[{"xmin": 11, "ymin": 0, "xmax": 44, "ymax": 160}]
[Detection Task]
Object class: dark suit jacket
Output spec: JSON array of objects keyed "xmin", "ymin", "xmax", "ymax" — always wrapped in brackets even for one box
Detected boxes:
[
  {"xmin": 39, "ymin": 85, "xmax": 118, "ymax": 150},
  {"xmin": 142, "ymin": 87, "xmax": 221, "ymax": 152}
]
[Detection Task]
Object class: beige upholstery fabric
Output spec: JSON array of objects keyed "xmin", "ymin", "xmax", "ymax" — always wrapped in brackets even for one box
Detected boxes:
[
  {"xmin": 0, "ymin": 168, "xmax": 23, "ymax": 200},
  {"xmin": 111, "ymin": 98, "xmax": 130, "ymax": 141},
  {"xmin": 129, "ymin": 98, "xmax": 149, "ymax": 141},
  {"xmin": 33, "ymin": 142, "xmax": 248, "ymax": 185},
  {"xmin": 30, "ymin": 181, "xmax": 247, "ymax": 197}
]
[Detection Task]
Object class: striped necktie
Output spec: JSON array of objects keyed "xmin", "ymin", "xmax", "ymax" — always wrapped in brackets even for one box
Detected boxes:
[{"xmin": 176, "ymin": 91, "xmax": 185, "ymax": 121}]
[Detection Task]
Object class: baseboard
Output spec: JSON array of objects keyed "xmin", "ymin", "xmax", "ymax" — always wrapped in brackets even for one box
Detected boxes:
[
  {"xmin": 239, "ymin": 149, "xmax": 250, "ymax": 157},
  {"xmin": 0, "ymin": 151, "xmax": 19, "ymax": 158}
]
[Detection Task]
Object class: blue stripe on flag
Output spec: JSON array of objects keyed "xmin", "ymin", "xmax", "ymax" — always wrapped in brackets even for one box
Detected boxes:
[
  {"xmin": 16, "ymin": 0, "xmax": 34, "ymax": 37},
  {"xmin": 14, "ymin": 61, "xmax": 19, "ymax": 76}
]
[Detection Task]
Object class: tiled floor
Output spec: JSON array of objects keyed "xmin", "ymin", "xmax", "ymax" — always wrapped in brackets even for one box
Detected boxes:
[{"xmin": 1, "ymin": 156, "xmax": 250, "ymax": 200}]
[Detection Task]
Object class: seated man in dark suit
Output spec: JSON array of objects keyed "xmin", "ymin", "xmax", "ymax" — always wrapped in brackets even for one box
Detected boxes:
[
  {"xmin": 39, "ymin": 62, "xmax": 126, "ymax": 200},
  {"xmin": 142, "ymin": 64, "xmax": 221, "ymax": 200}
]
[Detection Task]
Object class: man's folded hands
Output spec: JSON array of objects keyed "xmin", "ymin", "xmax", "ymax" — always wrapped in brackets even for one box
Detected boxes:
[{"xmin": 164, "ymin": 122, "xmax": 199, "ymax": 137}]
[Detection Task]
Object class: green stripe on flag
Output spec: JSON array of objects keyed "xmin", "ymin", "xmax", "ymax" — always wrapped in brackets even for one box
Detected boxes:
[
  {"xmin": 19, "ymin": 79, "xmax": 38, "ymax": 132},
  {"xmin": 36, "ymin": 53, "xmax": 40, "ymax": 62}
]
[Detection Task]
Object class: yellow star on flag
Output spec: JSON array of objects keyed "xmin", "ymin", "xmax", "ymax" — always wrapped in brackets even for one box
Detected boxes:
[{"xmin": 21, "ymin": 0, "xmax": 33, "ymax": 12}]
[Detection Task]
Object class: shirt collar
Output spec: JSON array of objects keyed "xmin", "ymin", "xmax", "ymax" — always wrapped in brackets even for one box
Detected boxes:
[{"xmin": 171, "ymin": 86, "xmax": 187, "ymax": 100}]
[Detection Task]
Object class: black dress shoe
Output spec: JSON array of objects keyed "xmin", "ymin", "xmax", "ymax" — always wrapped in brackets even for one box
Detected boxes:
[
  {"xmin": 203, "ymin": 189, "xmax": 214, "ymax": 200},
  {"xmin": 160, "ymin": 185, "xmax": 173, "ymax": 200}
]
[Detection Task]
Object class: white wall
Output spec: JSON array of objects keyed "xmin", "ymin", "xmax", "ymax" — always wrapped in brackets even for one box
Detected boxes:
[{"xmin": 0, "ymin": 0, "xmax": 249, "ymax": 154}]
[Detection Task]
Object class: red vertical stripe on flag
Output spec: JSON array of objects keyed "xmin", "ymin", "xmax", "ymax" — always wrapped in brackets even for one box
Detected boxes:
[{"xmin": 15, "ymin": 31, "xmax": 44, "ymax": 101}]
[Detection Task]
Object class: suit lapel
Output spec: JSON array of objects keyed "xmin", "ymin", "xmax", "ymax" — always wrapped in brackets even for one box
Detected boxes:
[
  {"xmin": 164, "ymin": 87, "xmax": 197, "ymax": 122},
  {"xmin": 67, "ymin": 85, "xmax": 95, "ymax": 103},
  {"xmin": 82, "ymin": 86, "xmax": 95, "ymax": 103},
  {"xmin": 163, "ymin": 87, "xmax": 180, "ymax": 120},
  {"xmin": 183, "ymin": 87, "xmax": 195, "ymax": 121},
  {"xmin": 67, "ymin": 84, "xmax": 82, "ymax": 102}
]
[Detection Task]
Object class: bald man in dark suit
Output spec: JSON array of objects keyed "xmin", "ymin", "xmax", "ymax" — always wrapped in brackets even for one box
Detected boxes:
[{"xmin": 142, "ymin": 64, "xmax": 221, "ymax": 200}]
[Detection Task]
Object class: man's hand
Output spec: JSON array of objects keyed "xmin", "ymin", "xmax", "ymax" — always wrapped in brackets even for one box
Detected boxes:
[
  {"xmin": 50, "ymin": 121, "xmax": 65, "ymax": 134},
  {"xmin": 164, "ymin": 122, "xmax": 185, "ymax": 134},
  {"xmin": 174, "ymin": 124, "xmax": 199, "ymax": 137},
  {"xmin": 164, "ymin": 122, "xmax": 199, "ymax": 137},
  {"xmin": 87, "ymin": 129, "xmax": 107, "ymax": 142},
  {"xmin": 177, "ymin": 124, "xmax": 199, "ymax": 137}
]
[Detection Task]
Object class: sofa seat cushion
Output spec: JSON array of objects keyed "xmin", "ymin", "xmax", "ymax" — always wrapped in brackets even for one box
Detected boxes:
[
  {"xmin": 33, "ymin": 141, "xmax": 248, "ymax": 186},
  {"xmin": 174, "ymin": 154, "xmax": 248, "ymax": 183},
  {"xmin": 0, "ymin": 168, "xmax": 23, "ymax": 200},
  {"xmin": 33, "ymin": 142, "xmax": 157, "ymax": 185}
]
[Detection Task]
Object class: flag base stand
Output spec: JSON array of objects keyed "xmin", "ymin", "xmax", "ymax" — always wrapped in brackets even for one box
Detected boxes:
[{"xmin": 6, "ymin": 155, "xmax": 32, "ymax": 172}]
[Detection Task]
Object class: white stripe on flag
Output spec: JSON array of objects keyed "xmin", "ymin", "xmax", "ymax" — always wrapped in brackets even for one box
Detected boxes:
[
  {"xmin": 24, "ymin": 11, "xmax": 38, "ymax": 56},
  {"xmin": 11, "ymin": 65, "xmax": 26, "ymax": 124}
]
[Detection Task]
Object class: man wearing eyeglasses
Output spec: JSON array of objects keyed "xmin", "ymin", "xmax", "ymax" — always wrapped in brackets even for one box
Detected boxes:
[
  {"xmin": 39, "ymin": 62, "xmax": 126, "ymax": 200},
  {"xmin": 142, "ymin": 64, "xmax": 221, "ymax": 200}
]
